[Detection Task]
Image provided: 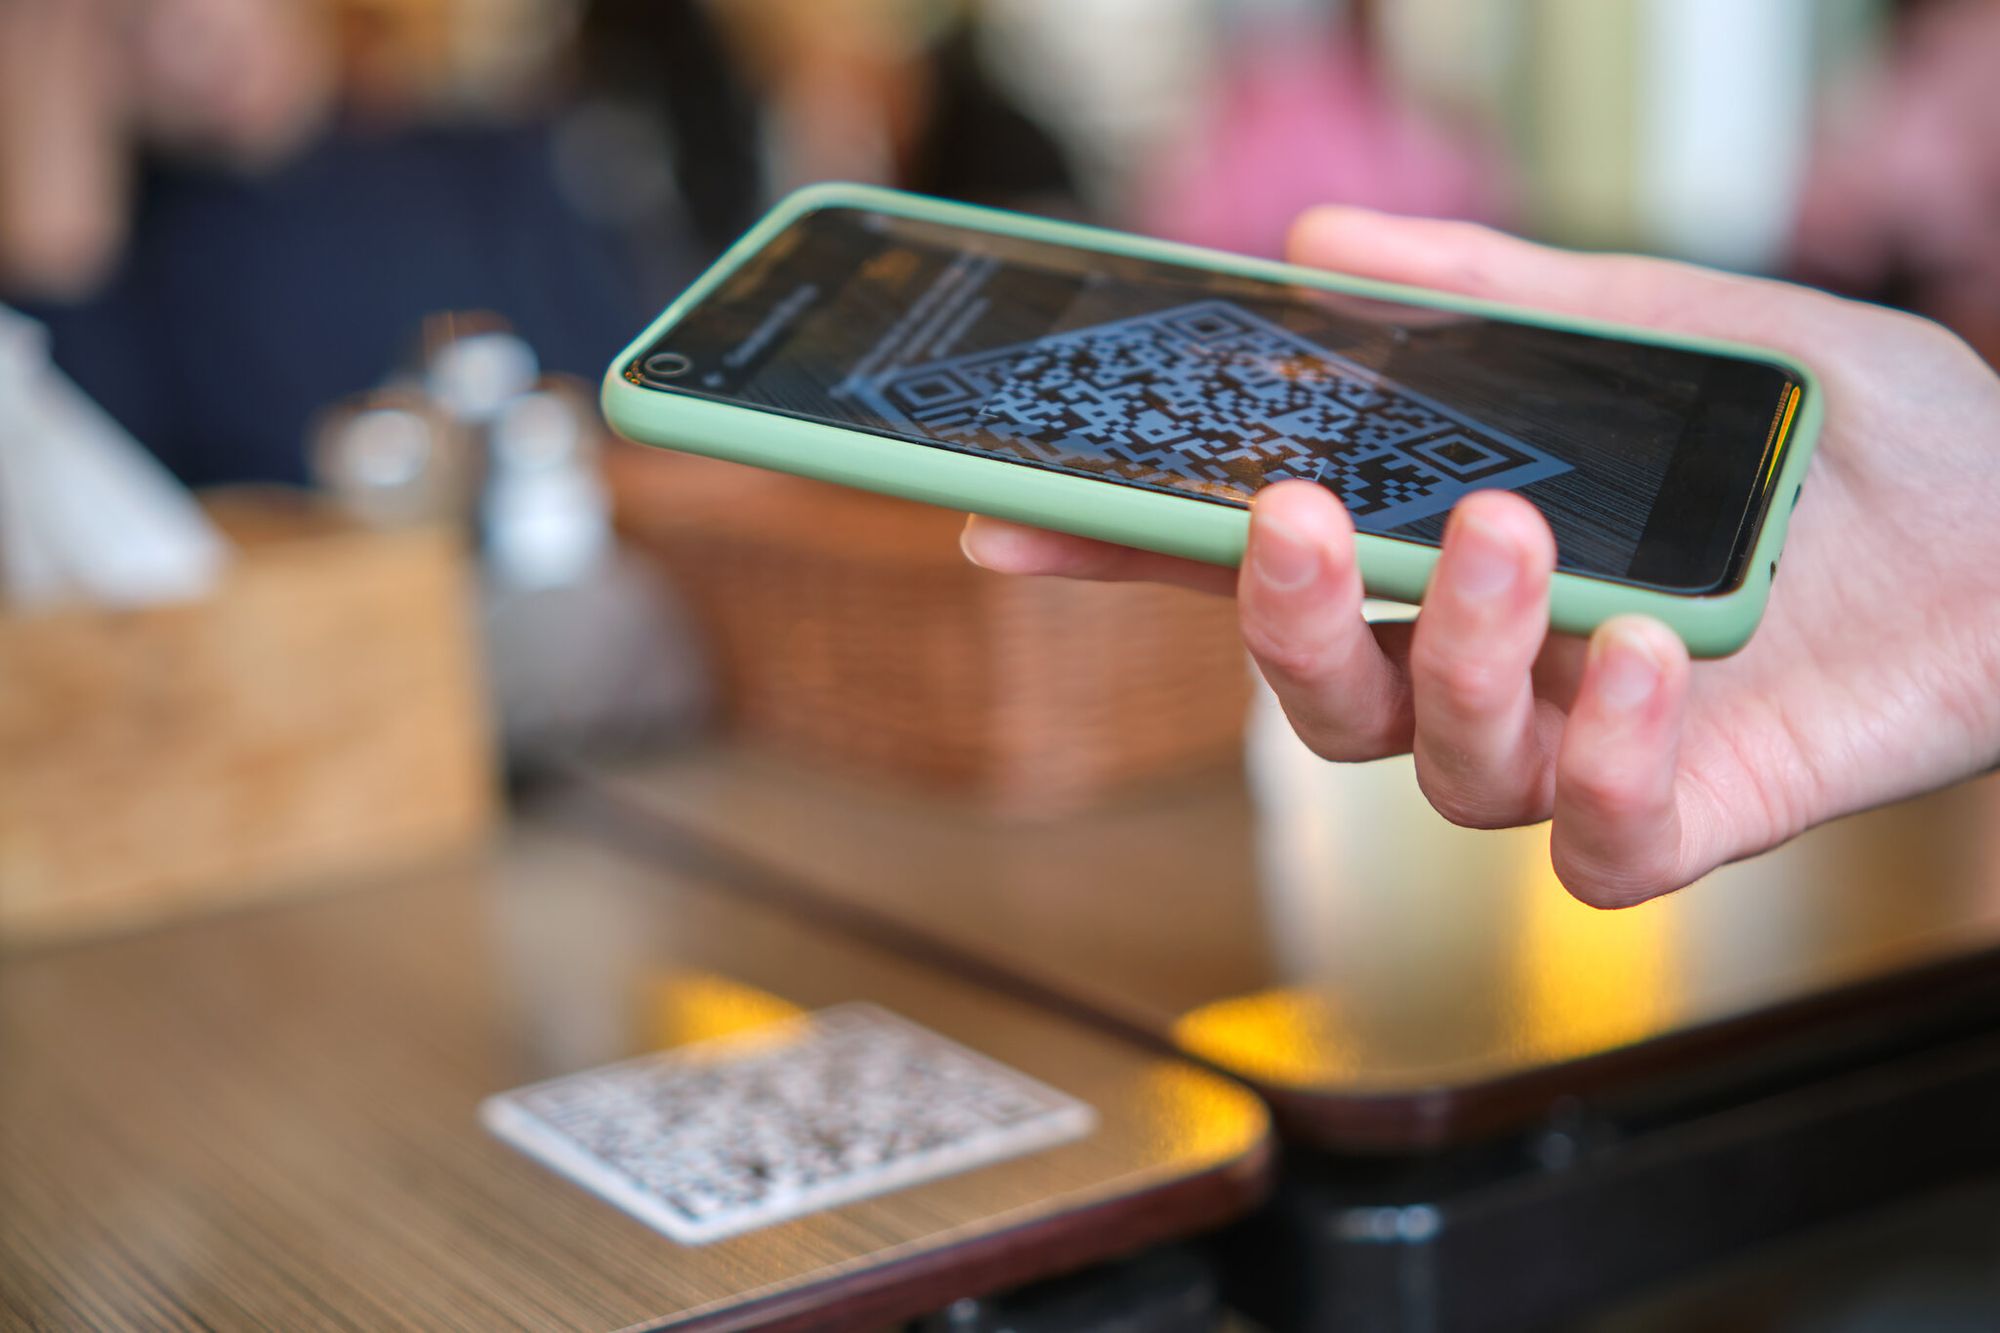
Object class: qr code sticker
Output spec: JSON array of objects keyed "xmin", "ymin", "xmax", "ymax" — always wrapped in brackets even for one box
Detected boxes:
[
  {"xmin": 481, "ymin": 1004, "xmax": 1096, "ymax": 1245},
  {"xmin": 852, "ymin": 299, "xmax": 1571, "ymax": 528}
]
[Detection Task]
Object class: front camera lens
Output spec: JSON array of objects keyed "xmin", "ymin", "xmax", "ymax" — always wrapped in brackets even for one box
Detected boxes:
[{"xmin": 640, "ymin": 352, "xmax": 693, "ymax": 384}]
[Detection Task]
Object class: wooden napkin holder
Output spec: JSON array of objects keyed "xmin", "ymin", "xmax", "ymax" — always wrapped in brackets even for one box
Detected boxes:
[{"xmin": 0, "ymin": 492, "xmax": 496, "ymax": 946}]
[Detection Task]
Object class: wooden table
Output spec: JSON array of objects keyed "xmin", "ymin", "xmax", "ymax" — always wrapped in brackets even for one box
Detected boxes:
[
  {"xmin": 581, "ymin": 743, "xmax": 2000, "ymax": 1329},
  {"xmin": 582, "ymin": 742, "xmax": 2000, "ymax": 1149},
  {"xmin": 0, "ymin": 794, "xmax": 1271, "ymax": 1333}
]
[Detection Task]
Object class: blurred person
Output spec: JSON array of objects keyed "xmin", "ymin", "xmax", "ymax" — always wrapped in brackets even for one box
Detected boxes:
[
  {"xmin": 973, "ymin": 0, "xmax": 1217, "ymax": 219},
  {"xmin": 0, "ymin": 0, "xmax": 132, "ymax": 301},
  {"xmin": 565, "ymin": 0, "xmax": 764, "ymax": 266},
  {"xmin": 1135, "ymin": 2, "xmax": 1503, "ymax": 256},
  {"xmin": 0, "ymin": 0, "xmax": 642, "ymax": 487},
  {"xmin": 558, "ymin": 0, "xmax": 1084, "ymax": 338},
  {"xmin": 964, "ymin": 206, "xmax": 2000, "ymax": 910},
  {"xmin": 0, "ymin": 0, "xmax": 335, "ymax": 300},
  {"xmin": 701, "ymin": 0, "xmax": 1079, "ymax": 211},
  {"xmin": 1794, "ymin": 0, "xmax": 2000, "ymax": 358}
]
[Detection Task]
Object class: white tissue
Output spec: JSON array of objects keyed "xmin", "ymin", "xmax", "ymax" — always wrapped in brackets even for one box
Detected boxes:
[{"xmin": 0, "ymin": 305, "xmax": 229, "ymax": 610}]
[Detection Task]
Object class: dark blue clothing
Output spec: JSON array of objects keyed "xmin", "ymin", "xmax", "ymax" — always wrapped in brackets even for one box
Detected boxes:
[{"xmin": 20, "ymin": 123, "xmax": 648, "ymax": 487}]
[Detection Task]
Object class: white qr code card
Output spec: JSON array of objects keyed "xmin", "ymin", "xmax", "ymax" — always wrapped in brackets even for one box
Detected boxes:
[{"xmin": 480, "ymin": 1003, "xmax": 1097, "ymax": 1244}]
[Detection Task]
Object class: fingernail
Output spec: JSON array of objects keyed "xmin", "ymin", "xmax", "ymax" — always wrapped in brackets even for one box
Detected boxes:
[
  {"xmin": 959, "ymin": 522, "xmax": 989, "ymax": 568},
  {"xmin": 1450, "ymin": 514, "xmax": 1517, "ymax": 601},
  {"xmin": 1252, "ymin": 517, "xmax": 1321, "ymax": 591},
  {"xmin": 1593, "ymin": 625, "xmax": 1661, "ymax": 714}
]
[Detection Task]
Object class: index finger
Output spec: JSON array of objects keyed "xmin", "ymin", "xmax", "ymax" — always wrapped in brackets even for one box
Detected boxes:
[
  {"xmin": 960, "ymin": 515, "xmax": 1239, "ymax": 596},
  {"xmin": 1285, "ymin": 206, "xmax": 1850, "ymax": 359}
]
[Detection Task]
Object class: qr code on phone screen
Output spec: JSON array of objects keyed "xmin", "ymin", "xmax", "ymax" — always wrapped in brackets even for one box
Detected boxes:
[
  {"xmin": 856, "ymin": 299, "xmax": 1570, "ymax": 528},
  {"xmin": 482, "ymin": 1004, "xmax": 1095, "ymax": 1244}
]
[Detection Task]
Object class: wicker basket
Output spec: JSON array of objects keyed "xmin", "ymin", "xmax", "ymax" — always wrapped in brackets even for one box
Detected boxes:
[{"xmin": 610, "ymin": 453, "xmax": 1251, "ymax": 816}]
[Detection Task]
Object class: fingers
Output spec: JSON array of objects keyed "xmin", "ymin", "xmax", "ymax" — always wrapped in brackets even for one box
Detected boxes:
[
  {"xmin": 1284, "ymin": 205, "xmax": 1834, "ymax": 355},
  {"xmin": 1549, "ymin": 616, "xmax": 1695, "ymax": 907},
  {"xmin": 1408, "ymin": 491, "xmax": 1561, "ymax": 828},
  {"xmin": 1238, "ymin": 481, "xmax": 1413, "ymax": 760},
  {"xmin": 960, "ymin": 516, "xmax": 1238, "ymax": 596},
  {"xmin": 964, "ymin": 492, "xmax": 1418, "ymax": 763},
  {"xmin": 970, "ymin": 483, "xmax": 1706, "ymax": 909}
]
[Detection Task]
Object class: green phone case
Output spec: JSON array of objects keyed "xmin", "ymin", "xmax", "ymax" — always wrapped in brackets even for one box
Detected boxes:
[{"xmin": 601, "ymin": 182, "xmax": 1821, "ymax": 657}]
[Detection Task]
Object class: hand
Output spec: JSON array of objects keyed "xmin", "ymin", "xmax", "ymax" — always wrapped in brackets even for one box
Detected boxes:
[
  {"xmin": 962, "ymin": 208, "xmax": 2000, "ymax": 907},
  {"xmin": 0, "ymin": 0, "xmax": 127, "ymax": 297}
]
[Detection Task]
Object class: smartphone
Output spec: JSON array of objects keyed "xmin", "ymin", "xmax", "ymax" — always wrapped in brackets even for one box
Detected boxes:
[{"xmin": 602, "ymin": 183, "xmax": 1819, "ymax": 656}]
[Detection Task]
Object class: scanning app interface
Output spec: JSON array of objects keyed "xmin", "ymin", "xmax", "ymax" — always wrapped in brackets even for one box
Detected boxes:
[{"xmin": 643, "ymin": 209, "xmax": 1795, "ymax": 585}]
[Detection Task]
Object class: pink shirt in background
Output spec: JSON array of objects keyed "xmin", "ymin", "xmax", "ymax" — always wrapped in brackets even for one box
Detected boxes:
[{"xmin": 1134, "ymin": 32, "xmax": 1506, "ymax": 259}]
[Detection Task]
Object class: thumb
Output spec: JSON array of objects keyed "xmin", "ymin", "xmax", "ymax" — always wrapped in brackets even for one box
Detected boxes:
[{"xmin": 1284, "ymin": 207, "xmax": 1830, "ymax": 357}]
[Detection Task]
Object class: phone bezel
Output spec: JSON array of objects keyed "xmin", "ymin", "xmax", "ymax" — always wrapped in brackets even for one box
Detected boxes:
[
  {"xmin": 601, "ymin": 183, "xmax": 1823, "ymax": 655},
  {"xmin": 633, "ymin": 203, "xmax": 1803, "ymax": 596}
]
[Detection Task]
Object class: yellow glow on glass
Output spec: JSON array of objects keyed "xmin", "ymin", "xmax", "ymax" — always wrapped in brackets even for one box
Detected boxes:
[
  {"xmin": 1761, "ymin": 384, "xmax": 1801, "ymax": 496},
  {"xmin": 1507, "ymin": 843, "xmax": 1680, "ymax": 1063},
  {"xmin": 643, "ymin": 971, "xmax": 805, "ymax": 1052},
  {"xmin": 1133, "ymin": 1063, "xmax": 1271, "ymax": 1162},
  {"xmin": 1171, "ymin": 989, "xmax": 1357, "ymax": 1089}
]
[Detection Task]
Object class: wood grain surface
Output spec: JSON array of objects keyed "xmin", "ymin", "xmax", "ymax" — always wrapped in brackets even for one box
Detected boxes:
[
  {"xmin": 582, "ymin": 745, "xmax": 2000, "ymax": 1149},
  {"xmin": 0, "ymin": 495, "xmax": 495, "ymax": 945},
  {"xmin": 0, "ymin": 797, "xmax": 1270, "ymax": 1332}
]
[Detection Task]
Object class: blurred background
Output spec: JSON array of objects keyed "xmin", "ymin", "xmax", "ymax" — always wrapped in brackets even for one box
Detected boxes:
[
  {"xmin": 5, "ymin": 0, "xmax": 1997, "ymax": 487},
  {"xmin": 7, "ymin": 0, "xmax": 2000, "ymax": 1082},
  {"xmin": 9, "ymin": 2, "xmax": 2000, "ymax": 1328},
  {"xmin": 6, "ymin": 0, "xmax": 1996, "ymax": 801}
]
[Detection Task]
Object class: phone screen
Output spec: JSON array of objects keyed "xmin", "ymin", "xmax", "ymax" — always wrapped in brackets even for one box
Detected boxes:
[{"xmin": 631, "ymin": 205, "xmax": 1804, "ymax": 593}]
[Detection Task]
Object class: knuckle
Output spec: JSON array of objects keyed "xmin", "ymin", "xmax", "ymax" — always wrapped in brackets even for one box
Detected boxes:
[
  {"xmin": 1550, "ymin": 845, "xmax": 1671, "ymax": 911},
  {"xmin": 1414, "ymin": 758, "xmax": 1517, "ymax": 830},
  {"xmin": 1442, "ymin": 801, "xmax": 1516, "ymax": 832},
  {"xmin": 1917, "ymin": 317, "xmax": 1989, "ymax": 372},
  {"xmin": 1562, "ymin": 755, "xmax": 1646, "ymax": 818},
  {"xmin": 1243, "ymin": 618, "xmax": 1333, "ymax": 684},
  {"xmin": 1298, "ymin": 729, "xmax": 1375, "ymax": 764},
  {"xmin": 1284, "ymin": 703, "xmax": 1403, "ymax": 765},
  {"xmin": 1439, "ymin": 225, "xmax": 1506, "ymax": 292},
  {"xmin": 1413, "ymin": 643, "xmax": 1507, "ymax": 715}
]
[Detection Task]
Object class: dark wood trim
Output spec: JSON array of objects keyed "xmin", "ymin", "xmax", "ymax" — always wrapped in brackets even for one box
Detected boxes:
[
  {"xmin": 1256, "ymin": 942, "xmax": 2000, "ymax": 1152},
  {"xmin": 655, "ymin": 1144, "xmax": 1273, "ymax": 1333}
]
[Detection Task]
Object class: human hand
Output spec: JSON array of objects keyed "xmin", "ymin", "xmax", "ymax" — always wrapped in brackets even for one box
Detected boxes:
[
  {"xmin": 0, "ymin": 0, "xmax": 127, "ymax": 297},
  {"xmin": 962, "ymin": 208, "xmax": 2000, "ymax": 906}
]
